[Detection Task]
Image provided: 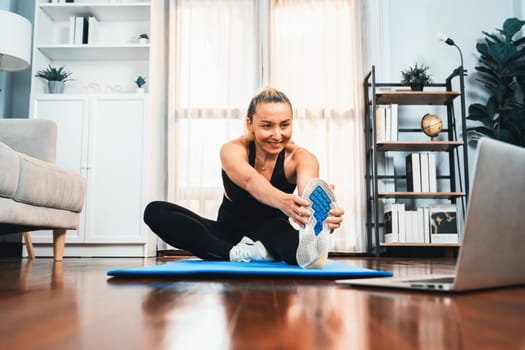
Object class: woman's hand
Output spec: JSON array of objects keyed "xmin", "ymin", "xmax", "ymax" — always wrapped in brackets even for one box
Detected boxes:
[
  {"xmin": 327, "ymin": 207, "xmax": 344, "ymax": 231},
  {"xmin": 284, "ymin": 194, "xmax": 311, "ymax": 228},
  {"xmin": 287, "ymin": 198, "xmax": 345, "ymax": 231}
]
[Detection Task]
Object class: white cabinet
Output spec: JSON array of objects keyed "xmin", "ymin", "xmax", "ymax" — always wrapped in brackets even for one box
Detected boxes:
[
  {"xmin": 86, "ymin": 97, "xmax": 147, "ymax": 244},
  {"xmin": 31, "ymin": 95, "xmax": 156, "ymax": 257}
]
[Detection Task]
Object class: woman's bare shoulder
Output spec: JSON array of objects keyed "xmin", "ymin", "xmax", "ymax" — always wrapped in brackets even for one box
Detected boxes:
[
  {"xmin": 286, "ymin": 142, "xmax": 316, "ymax": 160},
  {"xmin": 221, "ymin": 136, "xmax": 249, "ymax": 157}
]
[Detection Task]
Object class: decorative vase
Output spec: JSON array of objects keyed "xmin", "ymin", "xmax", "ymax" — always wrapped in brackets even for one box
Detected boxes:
[
  {"xmin": 138, "ymin": 38, "xmax": 149, "ymax": 45},
  {"xmin": 48, "ymin": 81, "xmax": 65, "ymax": 94},
  {"xmin": 136, "ymin": 87, "xmax": 144, "ymax": 93},
  {"xmin": 410, "ymin": 83, "xmax": 424, "ymax": 91}
]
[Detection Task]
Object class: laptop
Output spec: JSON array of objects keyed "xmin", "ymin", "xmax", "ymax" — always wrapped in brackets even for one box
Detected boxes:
[{"xmin": 337, "ymin": 138, "xmax": 525, "ymax": 292}]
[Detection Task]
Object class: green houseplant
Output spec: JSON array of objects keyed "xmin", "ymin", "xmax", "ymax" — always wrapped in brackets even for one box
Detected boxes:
[
  {"xmin": 134, "ymin": 75, "xmax": 146, "ymax": 92},
  {"xmin": 35, "ymin": 65, "xmax": 73, "ymax": 94},
  {"xmin": 138, "ymin": 33, "xmax": 149, "ymax": 44},
  {"xmin": 466, "ymin": 17, "xmax": 525, "ymax": 147},
  {"xmin": 401, "ymin": 63, "xmax": 432, "ymax": 91}
]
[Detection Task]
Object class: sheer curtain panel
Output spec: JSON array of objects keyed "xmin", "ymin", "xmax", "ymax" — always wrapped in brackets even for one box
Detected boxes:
[{"xmin": 269, "ymin": 0, "xmax": 366, "ymax": 251}]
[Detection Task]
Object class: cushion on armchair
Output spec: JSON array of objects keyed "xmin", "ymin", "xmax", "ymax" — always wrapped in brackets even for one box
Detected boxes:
[
  {"xmin": 15, "ymin": 152, "xmax": 84, "ymax": 212},
  {"xmin": 0, "ymin": 142, "xmax": 20, "ymax": 198}
]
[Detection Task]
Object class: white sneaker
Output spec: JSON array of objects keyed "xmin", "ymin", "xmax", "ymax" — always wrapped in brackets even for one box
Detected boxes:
[
  {"xmin": 229, "ymin": 236, "xmax": 274, "ymax": 262},
  {"xmin": 294, "ymin": 179, "xmax": 337, "ymax": 269}
]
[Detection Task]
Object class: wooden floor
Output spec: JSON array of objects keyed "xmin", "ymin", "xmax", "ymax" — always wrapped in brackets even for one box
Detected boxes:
[{"xmin": 1, "ymin": 256, "xmax": 524, "ymax": 350}]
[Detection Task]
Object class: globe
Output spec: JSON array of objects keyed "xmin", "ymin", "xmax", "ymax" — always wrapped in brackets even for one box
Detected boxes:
[{"xmin": 421, "ymin": 113, "xmax": 443, "ymax": 139}]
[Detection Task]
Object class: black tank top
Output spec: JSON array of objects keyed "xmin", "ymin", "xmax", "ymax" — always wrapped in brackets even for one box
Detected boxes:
[{"xmin": 218, "ymin": 142, "xmax": 296, "ymax": 231}]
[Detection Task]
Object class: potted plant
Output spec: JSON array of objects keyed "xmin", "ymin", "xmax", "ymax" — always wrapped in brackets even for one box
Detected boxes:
[
  {"xmin": 35, "ymin": 65, "xmax": 73, "ymax": 94},
  {"xmin": 466, "ymin": 17, "xmax": 525, "ymax": 147},
  {"xmin": 401, "ymin": 63, "xmax": 432, "ymax": 91},
  {"xmin": 135, "ymin": 75, "xmax": 146, "ymax": 93},
  {"xmin": 138, "ymin": 33, "xmax": 149, "ymax": 44}
]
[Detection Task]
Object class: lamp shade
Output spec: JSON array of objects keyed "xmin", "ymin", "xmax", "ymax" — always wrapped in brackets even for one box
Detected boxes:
[{"xmin": 0, "ymin": 10, "xmax": 32, "ymax": 71}]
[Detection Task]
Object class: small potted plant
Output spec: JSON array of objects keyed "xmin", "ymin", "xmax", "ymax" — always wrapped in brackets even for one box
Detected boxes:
[
  {"xmin": 138, "ymin": 33, "xmax": 149, "ymax": 44},
  {"xmin": 135, "ymin": 75, "xmax": 146, "ymax": 93},
  {"xmin": 401, "ymin": 63, "xmax": 432, "ymax": 91},
  {"xmin": 35, "ymin": 65, "xmax": 73, "ymax": 94}
]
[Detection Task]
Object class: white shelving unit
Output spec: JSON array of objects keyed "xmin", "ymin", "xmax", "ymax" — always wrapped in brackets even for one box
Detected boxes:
[
  {"xmin": 29, "ymin": 1, "xmax": 157, "ymax": 258},
  {"xmin": 31, "ymin": 0, "xmax": 151, "ymax": 95}
]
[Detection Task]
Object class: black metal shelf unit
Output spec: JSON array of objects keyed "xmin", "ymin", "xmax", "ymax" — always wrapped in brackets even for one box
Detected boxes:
[{"xmin": 363, "ymin": 65, "xmax": 469, "ymax": 257}]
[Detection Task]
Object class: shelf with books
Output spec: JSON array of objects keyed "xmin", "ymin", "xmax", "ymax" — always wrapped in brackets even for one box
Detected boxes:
[
  {"xmin": 39, "ymin": 2, "xmax": 151, "ymax": 22},
  {"xmin": 375, "ymin": 91, "xmax": 461, "ymax": 105},
  {"xmin": 364, "ymin": 66, "xmax": 469, "ymax": 257},
  {"xmin": 37, "ymin": 44, "xmax": 150, "ymax": 61},
  {"xmin": 380, "ymin": 242, "xmax": 461, "ymax": 247},
  {"xmin": 376, "ymin": 141, "xmax": 463, "ymax": 152},
  {"xmin": 377, "ymin": 192, "xmax": 466, "ymax": 199},
  {"xmin": 31, "ymin": 0, "xmax": 152, "ymax": 95}
]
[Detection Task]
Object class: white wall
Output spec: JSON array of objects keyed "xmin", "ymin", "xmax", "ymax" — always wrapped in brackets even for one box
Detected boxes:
[{"xmin": 365, "ymin": 0, "xmax": 521, "ymax": 105}]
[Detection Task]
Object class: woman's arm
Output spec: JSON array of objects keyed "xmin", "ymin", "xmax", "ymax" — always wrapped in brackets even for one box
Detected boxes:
[
  {"xmin": 220, "ymin": 139, "xmax": 310, "ymax": 220},
  {"xmin": 290, "ymin": 147, "xmax": 344, "ymax": 231}
]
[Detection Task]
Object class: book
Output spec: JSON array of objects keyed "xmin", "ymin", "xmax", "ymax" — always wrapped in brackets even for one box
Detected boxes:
[
  {"xmin": 420, "ymin": 152, "xmax": 430, "ymax": 192},
  {"xmin": 428, "ymin": 153, "xmax": 437, "ymax": 192},
  {"xmin": 416, "ymin": 207, "xmax": 425, "ymax": 243},
  {"xmin": 385, "ymin": 105, "xmax": 392, "ymax": 141},
  {"xmin": 74, "ymin": 16, "xmax": 84, "ymax": 44},
  {"xmin": 88, "ymin": 16, "xmax": 99, "ymax": 44},
  {"xmin": 397, "ymin": 203, "xmax": 406, "ymax": 242},
  {"xmin": 390, "ymin": 104, "xmax": 398, "ymax": 141},
  {"xmin": 405, "ymin": 210, "xmax": 418, "ymax": 242},
  {"xmin": 82, "ymin": 17, "xmax": 89, "ymax": 44},
  {"xmin": 384, "ymin": 203, "xmax": 398, "ymax": 243},
  {"xmin": 429, "ymin": 204, "xmax": 459, "ymax": 243},
  {"xmin": 68, "ymin": 16, "xmax": 75, "ymax": 44},
  {"xmin": 423, "ymin": 207, "xmax": 430, "ymax": 243},
  {"xmin": 375, "ymin": 106, "xmax": 386, "ymax": 142},
  {"xmin": 406, "ymin": 153, "xmax": 421, "ymax": 192}
]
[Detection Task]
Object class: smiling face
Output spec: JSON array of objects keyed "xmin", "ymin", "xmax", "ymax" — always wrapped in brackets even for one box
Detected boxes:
[{"xmin": 247, "ymin": 102, "xmax": 293, "ymax": 155}]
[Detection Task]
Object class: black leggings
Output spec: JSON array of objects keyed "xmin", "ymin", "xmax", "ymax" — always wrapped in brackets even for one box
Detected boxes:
[{"xmin": 143, "ymin": 201, "xmax": 300, "ymax": 265}]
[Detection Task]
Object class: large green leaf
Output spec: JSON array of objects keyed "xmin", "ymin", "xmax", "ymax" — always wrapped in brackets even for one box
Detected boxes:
[
  {"xmin": 504, "ymin": 46, "xmax": 525, "ymax": 65},
  {"xmin": 482, "ymin": 31, "xmax": 501, "ymax": 44},
  {"xmin": 467, "ymin": 103, "xmax": 487, "ymax": 122},
  {"xmin": 502, "ymin": 18, "xmax": 525, "ymax": 41},
  {"xmin": 487, "ymin": 42, "xmax": 516, "ymax": 62}
]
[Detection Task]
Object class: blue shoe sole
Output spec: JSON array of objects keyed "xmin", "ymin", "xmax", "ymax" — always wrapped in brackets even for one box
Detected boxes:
[{"xmin": 296, "ymin": 179, "xmax": 337, "ymax": 269}]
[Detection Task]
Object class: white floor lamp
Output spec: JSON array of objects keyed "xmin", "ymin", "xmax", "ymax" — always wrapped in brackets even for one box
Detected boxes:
[{"xmin": 0, "ymin": 9, "xmax": 32, "ymax": 73}]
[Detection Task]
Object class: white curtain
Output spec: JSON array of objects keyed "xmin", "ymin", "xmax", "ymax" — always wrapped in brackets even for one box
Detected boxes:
[
  {"xmin": 151, "ymin": 0, "xmax": 366, "ymax": 252},
  {"xmin": 269, "ymin": 0, "xmax": 366, "ymax": 251}
]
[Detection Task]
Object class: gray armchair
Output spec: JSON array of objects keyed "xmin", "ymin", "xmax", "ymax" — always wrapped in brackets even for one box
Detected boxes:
[{"xmin": 0, "ymin": 118, "xmax": 86, "ymax": 260}]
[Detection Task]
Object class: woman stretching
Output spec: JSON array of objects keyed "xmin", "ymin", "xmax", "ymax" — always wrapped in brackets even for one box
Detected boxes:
[{"xmin": 144, "ymin": 87, "xmax": 344, "ymax": 268}]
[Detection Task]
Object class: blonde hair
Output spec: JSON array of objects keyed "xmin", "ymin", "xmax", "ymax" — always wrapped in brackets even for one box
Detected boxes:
[{"xmin": 244, "ymin": 87, "xmax": 293, "ymax": 140}]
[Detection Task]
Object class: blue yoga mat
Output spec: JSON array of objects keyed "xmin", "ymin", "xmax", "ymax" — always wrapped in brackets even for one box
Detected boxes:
[{"xmin": 107, "ymin": 259, "xmax": 393, "ymax": 279}]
